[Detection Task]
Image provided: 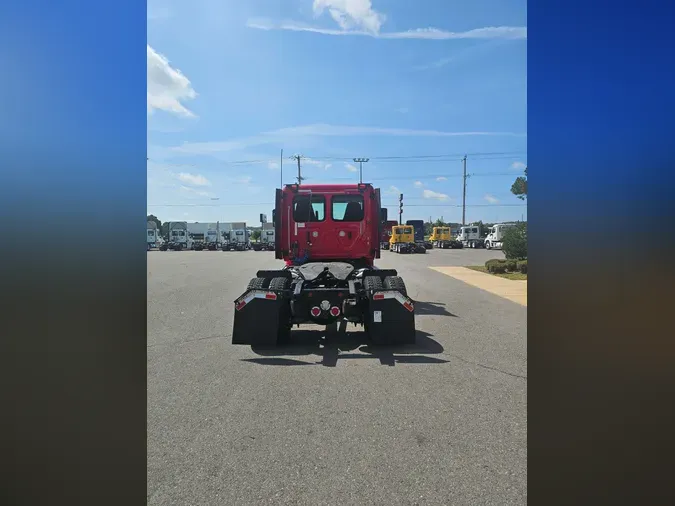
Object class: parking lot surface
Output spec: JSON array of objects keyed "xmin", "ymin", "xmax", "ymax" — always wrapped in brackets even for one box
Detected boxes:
[{"xmin": 147, "ymin": 248, "xmax": 526, "ymax": 505}]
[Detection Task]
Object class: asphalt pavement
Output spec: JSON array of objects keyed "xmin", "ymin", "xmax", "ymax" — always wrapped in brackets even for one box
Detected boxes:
[{"xmin": 147, "ymin": 248, "xmax": 527, "ymax": 505}]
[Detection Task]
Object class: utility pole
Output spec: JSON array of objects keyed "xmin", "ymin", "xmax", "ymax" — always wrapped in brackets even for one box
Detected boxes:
[
  {"xmin": 462, "ymin": 155, "xmax": 467, "ymax": 226},
  {"xmin": 353, "ymin": 157, "xmax": 369, "ymax": 184},
  {"xmin": 280, "ymin": 148, "xmax": 283, "ymax": 188},
  {"xmin": 290, "ymin": 154, "xmax": 304, "ymax": 184},
  {"xmin": 399, "ymin": 193, "xmax": 403, "ymax": 225}
]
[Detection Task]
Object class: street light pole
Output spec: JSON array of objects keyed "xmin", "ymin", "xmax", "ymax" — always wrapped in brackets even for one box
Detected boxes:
[{"xmin": 353, "ymin": 158, "xmax": 369, "ymax": 184}]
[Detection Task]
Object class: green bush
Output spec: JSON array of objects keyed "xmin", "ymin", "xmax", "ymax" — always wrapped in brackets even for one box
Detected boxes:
[
  {"xmin": 489, "ymin": 263, "xmax": 507, "ymax": 274},
  {"xmin": 517, "ymin": 260, "xmax": 528, "ymax": 274},
  {"xmin": 485, "ymin": 258, "xmax": 507, "ymax": 269},
  {"xmin": 502, "ymin": 223, "xmax": 527, "ymax": 260},
  {"xmin": 505, "ymin": 260, "xmax": 518, "ymax": 272}
]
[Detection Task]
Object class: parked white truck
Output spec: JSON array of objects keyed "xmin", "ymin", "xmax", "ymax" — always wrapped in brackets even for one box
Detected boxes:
[
  {"xmin": 229, "ymin": 223, "xmax": 249, "ymax": 251},
  {"xmin": 457, "ymin": 224, "xmax": 485, "ymax": 249},
  {"xmin": 166, "ymin": 221, "xmax": 193, "ymax": 251},
  {"xmin": 261, "ymin": 228, "xmax": 275, "ymax": 251},
  {"xmin": 147, "ymin": 221, "xmax": 158, "ymax": 249},
  {"xmin": 484, "ymin": 223, "xmax": 517, "ymax": 250}
]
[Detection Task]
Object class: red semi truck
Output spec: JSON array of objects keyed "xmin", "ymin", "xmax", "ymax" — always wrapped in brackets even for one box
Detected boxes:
[{"xmin": 232, "ymin": 183, "xmax": 416, "ymax": 347}]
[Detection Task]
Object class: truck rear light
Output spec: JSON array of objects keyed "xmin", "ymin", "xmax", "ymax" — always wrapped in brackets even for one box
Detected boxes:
[
  {"xmin": 372, "ymin": 292, "xmax": 385, "ymax": 300},
  {"xmin": 235, "ymin": 300, "xmax": 247, "ymax": 311},
  {"xmin": 329, "ymin": 306, "xmax": 340, "ymax": 317},
  {"xmin": 403, "ymin": 301, "xmax": 414, "ymax": 312},
  {"xmin": 310, "ymin": 307, "xmax": 321, "ymax": 317},
  {"xmin": 265, "ymin": 292, "xmax": 277, "ymax": 300}
]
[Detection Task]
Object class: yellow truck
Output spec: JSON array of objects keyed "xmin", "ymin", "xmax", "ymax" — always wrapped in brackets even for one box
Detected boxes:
[
  {"xmin": 389, "ymin": 225, "xmax": 416, "ymax": 253},
  {"xmin": 430, "ymin": 226, "xmax": 463, "ymax": 249}
]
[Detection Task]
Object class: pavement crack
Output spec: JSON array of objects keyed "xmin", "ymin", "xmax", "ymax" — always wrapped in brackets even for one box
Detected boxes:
[{"xmin": 447, "ymin": 353, "xmax": 527, "ymax": 380}]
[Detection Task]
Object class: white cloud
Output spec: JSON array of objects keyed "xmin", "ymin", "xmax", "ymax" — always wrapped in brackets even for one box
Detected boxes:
[
  {"xmin": 384, "ymin": 26, "xmax": 526, "ymax": 40},
  {"xmin": 511, "ymin": 161, "xmax": 526, "ymax": 170},
  {"xmin": 436, "ymin": 176, "xmax": 447, "ymax": 181},
  {"xmin": 180, "ymin": 185, "xmax": 211, "ymax": 198},
  {"xmin": 235, "ymin": 176, "xmax": 252, "ymax": 184},
  {"xmin": 304, "ymin": 158, "xmax": 332, "ymax": 170},
  {"xmin": 414, "ymin": 181, "xmax": 424, "ymax": 188},
  {"xmin": 177, "ymin": 172, "xmax": 211, "ymax": 186},
  {"xmin": 313, "ymin": 0, "xmax": 385, "ymax": 34},
  {"xmin": 172, "ymin": 123, "xmax": 525, "ymax": 155},
  {"xmin": 387, "ymin": 186, "xmax": 401, "ymax": 195},
  {"xmin": 268, "ymin": 161, "xmax": 280, "ymax": 170},
  {"xmin": 346, "ymin": 163, "xmax": 358, "ymax": 172},
  {"xmin": 423, "ymin": 189, "xmax": 449, "ymax": 201},
  {"xmin": 147, "ymin": 45, "xmax": 197, "ymax": 117},
  {"xmin": 246, "ymin": 18, "xmax": 526, "ymax": 40},
  {"xmin": 484, "ymin": 194, "xmax": 499, "ymax": 204}
]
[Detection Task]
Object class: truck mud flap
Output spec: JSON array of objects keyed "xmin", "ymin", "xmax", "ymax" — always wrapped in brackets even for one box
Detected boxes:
[
  {"xmin": 367, "ymin": 291, "xmax": 416, "ymax": 345},
  {"xmin": 232, "ymin": 290, "xmax": 290, "ymax": 346}
]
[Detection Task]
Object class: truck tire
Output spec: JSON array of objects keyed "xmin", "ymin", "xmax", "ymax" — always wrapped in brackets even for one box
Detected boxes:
[
  {"xmin": 363, "ymin": 276, "xmax": 383, "ymax": 292},
  {"xmin": 269, "ymin": 277, "xmax": 289, "ymax": 291},
  {"xmin": 384, "ymin": 276, "xmax": 407, "ymax": 297},
  {"xmin": 485, "ymin": 241, "xmax": 491, "ymax": 250},
  {"xmin": 247, "ymin": 277, "xmax": 268, "ymax": 290}
]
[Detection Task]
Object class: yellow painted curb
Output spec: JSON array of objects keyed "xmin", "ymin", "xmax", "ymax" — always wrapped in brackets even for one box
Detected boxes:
[{"xmin": 429, "ymin": 266, "xmax": 527, "ymax": 306}]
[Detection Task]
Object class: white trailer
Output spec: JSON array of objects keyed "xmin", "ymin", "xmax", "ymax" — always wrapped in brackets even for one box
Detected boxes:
[
  {"xmin": 457, "ymin": 224, "xmax": 485, "ymax": 249},
  {"xmin": 484, "ymin": 223, "xmax": 517, "ymax": 250}
]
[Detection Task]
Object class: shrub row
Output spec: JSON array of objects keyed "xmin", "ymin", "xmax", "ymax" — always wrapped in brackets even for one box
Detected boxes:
[{"xmin": 485, "ymin": 258, "xmax": 527, "ymax": 274}]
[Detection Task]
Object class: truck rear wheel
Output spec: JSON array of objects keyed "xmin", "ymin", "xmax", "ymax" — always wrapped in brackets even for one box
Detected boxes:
[
  {"xmin": 363, "ymin": 276, "xmax": 383, "ymax": 292},
  {"xmin": 384, "ymin": 276, "xmax": 407, "ymax": 296},
  {"xmin": 268, "ymin": 277, "xmax": 289, "ymax": 291},
  {"xmin": 247, "ymin": 277, "xmax": 269, "ymax": 290}
]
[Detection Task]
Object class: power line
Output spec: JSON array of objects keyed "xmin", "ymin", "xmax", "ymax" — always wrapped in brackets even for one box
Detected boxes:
[
  {"xmin": 148, "ymin": 203, "xmax": 527, "ymax": 208},
  {"xmin": 146, "ymin": 151, "xmax": 526, "ymax": 167}
]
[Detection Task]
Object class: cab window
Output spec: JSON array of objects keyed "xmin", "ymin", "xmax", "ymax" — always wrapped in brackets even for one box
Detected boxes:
[
  {"xmin": 331, "ymin": 195, "xmax": 364, "ymax": 222},
  {"xmin": 293, "ymin": 195, "xmax": 325, "ymax": 222}
]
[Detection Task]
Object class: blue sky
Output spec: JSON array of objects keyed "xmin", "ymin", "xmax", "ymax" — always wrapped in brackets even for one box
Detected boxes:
[{"xmin": 147, "ymin": 0, "xmax": 527, "ymax": 225}]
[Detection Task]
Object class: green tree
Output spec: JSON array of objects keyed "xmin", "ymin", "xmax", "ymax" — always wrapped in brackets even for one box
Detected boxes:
[
  {"xmin": 511, "ymin": 166, "xmax": 527, "ymax": 200},
  {"xmin": 251, "ymin": 230, "xmax": 261, "ymax": 241},
  {"xmin": 147, "ymin": 214, "xmax": 162, "ymax": 230},
  {"xmin": 502, "ymin": 222, "xmax": 527, "ymax": 260}
]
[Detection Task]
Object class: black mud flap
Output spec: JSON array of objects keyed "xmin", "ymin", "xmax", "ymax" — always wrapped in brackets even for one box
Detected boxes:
[
  {"xmin": 366, "ymin": 290, "xmax": 416, "ymax": 345},
  {"xmin": 232, "ymin": 290, "xmax": 290, "ymax": 346}
]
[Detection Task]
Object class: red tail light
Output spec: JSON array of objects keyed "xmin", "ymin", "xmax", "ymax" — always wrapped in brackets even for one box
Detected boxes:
[
  {"xmin": 310, "ymin": 307, "xmax": 321, "ymax": 317},
  {"xmin": 329, "ymin": 306, "xmax": 340, "ymax": 317},
  {"xmin": 265, "ymin": 292, "xmax": 277, "ymax": 300},
  {"xmin": 372, "ymin": 293, "xmax": 385, "ymax": 300}
]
